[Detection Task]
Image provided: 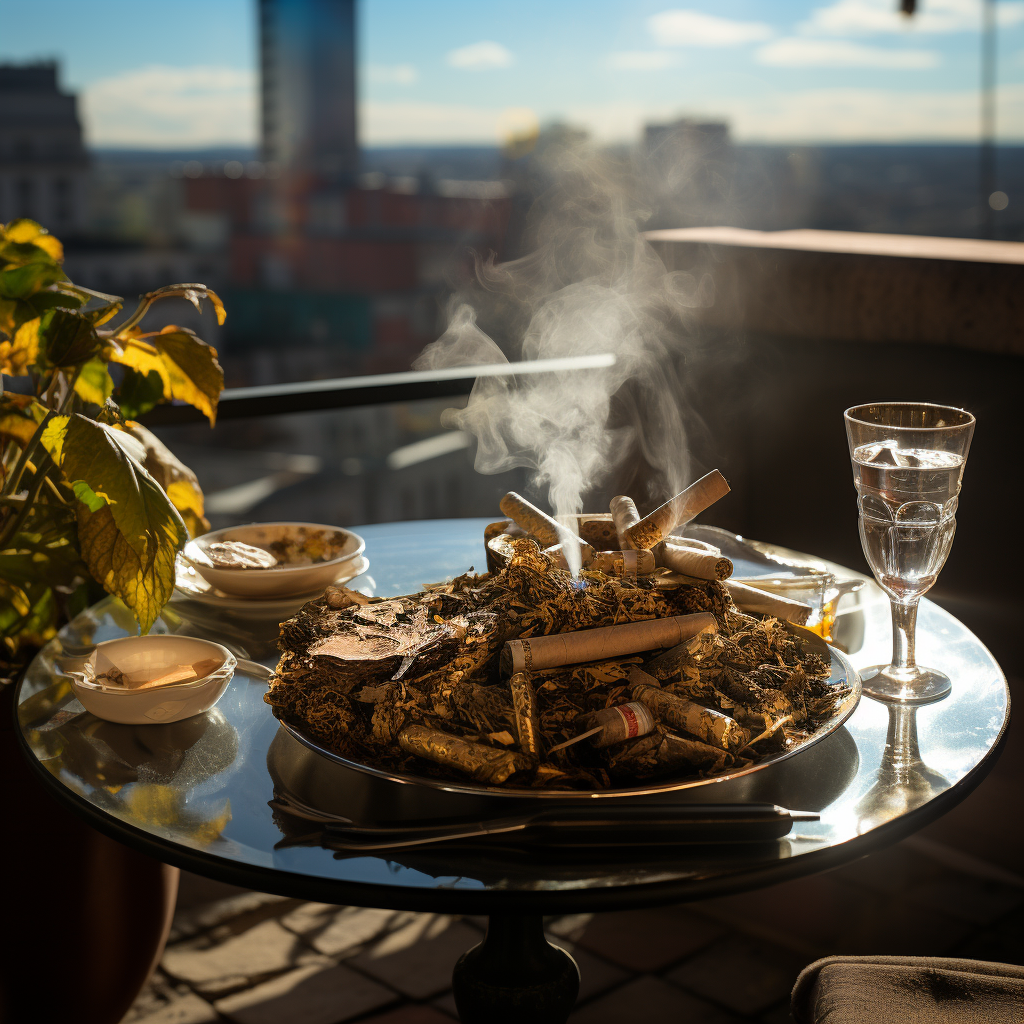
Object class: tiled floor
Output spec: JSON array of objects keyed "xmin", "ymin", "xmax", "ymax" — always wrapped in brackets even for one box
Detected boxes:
[
  {"xmin": 121, "ymin": 832, "xmax": 1024, "ymax": 1024},
  {"xmin": 122, "ymin": 680, "xmax": 1024, "ymax": 1024}
]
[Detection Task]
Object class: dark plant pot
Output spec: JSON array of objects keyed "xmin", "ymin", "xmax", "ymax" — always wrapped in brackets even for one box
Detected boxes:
[{"xmin": 1, "ymin": 684, "xmax": 179, "ymax": 1024}]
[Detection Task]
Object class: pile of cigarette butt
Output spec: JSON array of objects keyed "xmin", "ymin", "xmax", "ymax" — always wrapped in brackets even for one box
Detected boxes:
[{"xmin": 266, "ymin": 475, "xmax": 850, "ymax": 791}]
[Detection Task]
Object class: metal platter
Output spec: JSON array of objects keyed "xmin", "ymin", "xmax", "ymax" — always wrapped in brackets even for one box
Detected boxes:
[{"xmin": 275, "ymin": 629, "xmax": 861, "ymax": 802}]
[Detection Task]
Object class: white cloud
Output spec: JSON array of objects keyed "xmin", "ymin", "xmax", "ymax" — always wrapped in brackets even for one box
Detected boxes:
[
  {"xmin": 81, "ymin": 65, "xmax": 256, "ymax": 147},
  {"xmin": 361, "ymin": 84, "xmax": 1024, "ymax": 146},
  {"xmin": 366, "ymin": 64, "xmax": 417, "ymax": 85},
  {"xmin": 757, "ymin": 38, "xmax": 940, "ymax": 68},
  {"xmin": 801, "ymin": 0, "xmax": 1024, "ymax": 36},
  {"xmin": 446, "ymin": 41, "xmax": 514, "ymax": 70},
  {"xmin": 648, "ymin": 9, "xmax": 774, "ymax": 47},
  {"xmin": 361, "ymin": 101, "xmax": 510, "ymax": 144},
  {"xmin": 724, "ymin": 83, "xmax": 1024, "ymax": 141},
  {"xmin": 607, "ymin": 51, "xmax": 679, "ymax": 70}
]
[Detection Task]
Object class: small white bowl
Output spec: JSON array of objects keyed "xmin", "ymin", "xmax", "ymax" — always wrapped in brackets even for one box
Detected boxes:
[
  {"xmin": 67, "ymin": 636, "xmax": 236, "ymax": 725},
  {"xmin": 184, "ymin": 522, "xmax": 365, "ymax": 599}
]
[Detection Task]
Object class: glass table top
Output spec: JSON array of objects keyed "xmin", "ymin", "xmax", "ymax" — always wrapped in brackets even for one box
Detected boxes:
[{"xmin": 15, "ymin": 519, "xmax": 1009, "ymax": 914}]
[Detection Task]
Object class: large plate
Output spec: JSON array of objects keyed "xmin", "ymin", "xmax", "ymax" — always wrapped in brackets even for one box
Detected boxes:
[{"xmin": 276, "ymin": 627, "xmax": 861, "ymax": 801}]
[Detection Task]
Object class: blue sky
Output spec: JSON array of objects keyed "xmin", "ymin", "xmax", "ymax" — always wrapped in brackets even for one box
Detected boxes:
[{"xmin": 3, "ymin": 0, "xmax": 1024, "ymax": 147}]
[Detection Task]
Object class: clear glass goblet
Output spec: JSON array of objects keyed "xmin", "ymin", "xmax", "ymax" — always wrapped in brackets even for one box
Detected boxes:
[{"xmin": 845, "ymin": 402, "xmax": 975, "ymax": 704}]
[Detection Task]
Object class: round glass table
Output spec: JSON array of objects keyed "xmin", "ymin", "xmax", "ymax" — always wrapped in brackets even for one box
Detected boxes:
[{"xmin": 15, "ymin": 519, "xmax": 1009, "ymax": 1024}]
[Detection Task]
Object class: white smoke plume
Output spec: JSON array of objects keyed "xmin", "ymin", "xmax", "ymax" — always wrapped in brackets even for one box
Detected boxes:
[{"xmin": 414, "ymin": 138, "xmax": 712, "ymax": 574}]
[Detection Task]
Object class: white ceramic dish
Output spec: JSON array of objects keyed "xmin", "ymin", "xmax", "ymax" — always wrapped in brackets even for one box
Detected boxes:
[
  {"xmin": 184, "ymin": 522, "xmax": 365, "ymax": 598},
  {"xmin": 173, "ymin": 554, "xmax": 371, "ymax": 615},
  {"xmin": 66, "ymin": 636, "xmax": 236, "ymax": 725}
]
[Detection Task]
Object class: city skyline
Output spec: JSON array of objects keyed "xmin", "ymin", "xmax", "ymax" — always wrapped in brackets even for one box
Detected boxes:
[{"xmin": 2, "ymin": 0, "xmax": 1024, "ymax": 148}]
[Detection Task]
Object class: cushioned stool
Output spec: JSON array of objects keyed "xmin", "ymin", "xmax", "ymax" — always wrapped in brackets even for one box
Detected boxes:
[{"xmin": 792, "ymin": 956, "xmax": 1024, "ymax": 1024}]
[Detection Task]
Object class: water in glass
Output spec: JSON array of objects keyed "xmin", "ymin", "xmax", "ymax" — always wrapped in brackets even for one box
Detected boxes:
[{"xmin": 851, "ymin": 441, "xmax": 964, "ymax": 602}]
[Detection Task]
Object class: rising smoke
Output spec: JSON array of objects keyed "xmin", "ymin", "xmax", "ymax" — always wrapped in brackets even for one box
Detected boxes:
[{"xmin": 414, "ymin": 136, "xmax": 713, "ymax": 574}]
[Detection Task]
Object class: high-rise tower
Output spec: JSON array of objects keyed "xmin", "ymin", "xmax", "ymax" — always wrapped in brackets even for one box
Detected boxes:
[{"xmin": 259, "ymin": 0, "xmax": 358, "ymax": 180}]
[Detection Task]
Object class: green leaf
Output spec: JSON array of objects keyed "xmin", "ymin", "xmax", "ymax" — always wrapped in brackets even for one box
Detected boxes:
[
  {"xmin": 71, "ymin": 480, "xmax": 106, "ymax": 512},
  {"xmin": 38, "ymin": 414, "xmax": 186, "ymax": 632},
  {"xmin": 0, "ymin": 261, "xmax": 64, "ymax": 300},
  {"xmin": 0, "ymin": 513, "xmax": 85, "ymax": 588},
  {"xmin": 40, "ymin": 307, "xmax": 101, "ymax": 368},
  {"xmin": 29, "ymin": 288, "xmax": 86, "ymax": 315},
  {"xmin": 74, "ymin": 356, "xmax": 115, "ymax": 406},
  {"xmin": 116, "ymin": 368, "xmax": 165, "ymax": 420}
]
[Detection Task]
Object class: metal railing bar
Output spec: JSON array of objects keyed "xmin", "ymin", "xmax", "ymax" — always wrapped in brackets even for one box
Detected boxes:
[{"xmin": 141, "ymin": 353, "xmax": 617, "ymax": 427}]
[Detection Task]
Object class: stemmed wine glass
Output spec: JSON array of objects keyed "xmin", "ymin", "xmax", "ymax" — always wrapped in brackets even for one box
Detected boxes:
[{"xmin": 845, "ymin": 402, "xmax": 975, "ymax": 704}]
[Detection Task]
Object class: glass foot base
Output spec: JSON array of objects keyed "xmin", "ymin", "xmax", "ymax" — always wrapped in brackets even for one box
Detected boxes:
[{"xmin": 860, "ymin": 665, "xmax": 951, "ymax": 705}]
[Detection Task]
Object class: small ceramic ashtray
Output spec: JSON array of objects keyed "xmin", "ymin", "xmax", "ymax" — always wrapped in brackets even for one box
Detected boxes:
[
  {"xmin": 66, "ymin": 636, "xmax": 236, "ymax": 725},
  {"xmin": 183, "ymin": 522, "xmax": 364, "ymax": 599}
]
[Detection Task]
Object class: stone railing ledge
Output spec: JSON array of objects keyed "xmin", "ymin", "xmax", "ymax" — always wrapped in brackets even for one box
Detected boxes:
[{"xmin": 646, "ymin": 226, "xmax": 1024, "ymax": 355}]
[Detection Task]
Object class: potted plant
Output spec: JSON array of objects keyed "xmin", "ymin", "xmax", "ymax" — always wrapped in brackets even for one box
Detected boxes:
[{"xmin": 0, "ymin": 219, "xmax": 224, "ymax": 1024}]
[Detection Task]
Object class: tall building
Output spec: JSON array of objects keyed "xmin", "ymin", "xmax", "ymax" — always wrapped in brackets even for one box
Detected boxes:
[
  {"xmin": 0, "ymin": 62, "xmax": 88, "ymax": 232},
  {"xmin": 259, "ymin": 0, "xmax": 358, "ymax": 180}
]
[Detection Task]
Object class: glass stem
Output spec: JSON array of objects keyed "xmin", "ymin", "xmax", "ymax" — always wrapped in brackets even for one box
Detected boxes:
[{"xmin": 890, "ymin": 598, "xmax": 919, "ymax": 673}]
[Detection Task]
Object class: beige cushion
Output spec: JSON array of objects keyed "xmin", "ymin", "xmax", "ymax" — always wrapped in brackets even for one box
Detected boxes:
[{"xmin": 792, "ymin": 956, "xmax": 1024, "ymax": 1024}]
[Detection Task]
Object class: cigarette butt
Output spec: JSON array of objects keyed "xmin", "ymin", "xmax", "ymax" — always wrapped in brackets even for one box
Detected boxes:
[
  {"xmin": 609, "ymin": 495, "xmax": 641, "ymax": 550},
  {"xmin": 725, "ymin": 580, "xmax": 811, "ymax": 625},
  {"xmin": 625, "ymin": 471, "xmax": 730, "ymax": 551},
  {"xmin": 142, "ymin": 665, "xmax": 198, "ymax": 688},
  {"xmin": 658, "ymin": 541, "xmax": 733, "ymax": 581}
]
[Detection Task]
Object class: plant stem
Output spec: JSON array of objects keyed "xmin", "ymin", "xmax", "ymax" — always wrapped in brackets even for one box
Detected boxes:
[{"xmin": 0, "ymin": 452, "xmax": 55, "ymax": 549}]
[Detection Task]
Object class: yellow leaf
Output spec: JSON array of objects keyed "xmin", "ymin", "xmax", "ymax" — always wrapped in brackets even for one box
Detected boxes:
[
  {"xmin": 30, "ymin": 234, "xmax": 63, "ymax": 261},
  {"xmin": 125, "ymin": 421, "xmax": 209, "ymax": 537},
  {"xmin": 4, "ymin": 220, "xmax": 45, "ymax": 244},
  {"xmin": 0, "ymin": 317, "xmax": 40, "ymax": 375},
  {"xmin": 106, "ymin": 326, "xmax": 223, "ymax": 426},
  {"xmin": 74, "ymin": 356, "xmax": 114, "ymax": 406},
  {"xmin": 0, "ymin": 392, "xmax": 48, "ymax": 446},
  {"xmin": 76, "ymin": 471, "xmax": 185, "ymax": 634}
]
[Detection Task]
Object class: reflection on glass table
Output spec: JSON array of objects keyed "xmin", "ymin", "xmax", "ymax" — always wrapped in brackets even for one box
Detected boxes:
[{"xmin": 15, "ymin": 519, "xmax": 1008, "ymax": 1024}]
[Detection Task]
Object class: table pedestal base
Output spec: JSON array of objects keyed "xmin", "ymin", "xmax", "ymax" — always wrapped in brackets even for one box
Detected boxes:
[{"xmin": 452, "ymin": 914, "xmax": 580, "ymax": 1024}]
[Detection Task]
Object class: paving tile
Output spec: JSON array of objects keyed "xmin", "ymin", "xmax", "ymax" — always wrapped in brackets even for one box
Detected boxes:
[
  {"xmin": 171, "ymin": 891, "xmax": 294, "ymax": 940},
  {"xmin": 431, "ymin": 991, "xmax": 459, "ymax": 1019},
  {"xmin": 696, "ymin": 873, "xmax": 971, "ymax": 957},
  {"xmin": 553, "ymin": 906, "xmax": 725, "ymax": 973},
  {"xmin": 214, "ymin": 961, "xmax": 397, "ymax": 1024},
  {"xmin": 953, "ymin": 905, "xmax": 1024, "ymax": 967},
  {"xmin": 904, "ymin": 874, "xmax": 1024, "ymax": 925},
  {"xmin": 549, "ymin": 939, "xmax": 630, "ymax": 1004},
  {"xmin": 571, "ymin": 975, "xmax": 736, "ymax": 1024},
  {"xmin": 667, "ymin": 936, "xmax": 806, "ymax": 1016},
  {"xmin": 128, "ymin": 990, "xmax": 220, "ymax": 1024},
  {"xmin": 280, "ymin": 903, "xmax": 408, "ymax": 956},
  {"xmin": 832, "ymin": 844, "xmax": 935, "ymax": 896},
  {"xmin": 360, "ymin": 1005, "xmax": 458, "ymax": 1024},
  {"xmin": 758, "ymin": 1002, "xmax": 794, "ymax": 1024},
  {"xmin": 162, "ymin": 918, "xmax": 322, "ymax": 997},
  {"xmin": 350, "ymin": 915, "xmax": 479, "ymax": 999}
]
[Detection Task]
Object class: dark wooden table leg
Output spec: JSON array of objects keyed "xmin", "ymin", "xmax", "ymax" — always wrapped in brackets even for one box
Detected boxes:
[{"xmin": 452, "ymin": 914, "xmax": 580, "ymax": 1024}]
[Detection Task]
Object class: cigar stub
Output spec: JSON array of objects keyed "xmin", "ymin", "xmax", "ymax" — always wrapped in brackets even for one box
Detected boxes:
[
  {"xmin": 658, "ymin": 541, "xmax": 734, "ymax": 581},
  {"xmin": 398, "ymin": 724, "xmax": 532, "ymax": 785},
  {"xmin": 499, "ymin": 492, "xmax": 590, "ymax": 563},
  {"xmin": 508, "ymin": 670, "xmax": 543, "ymax": 758},
  {"xmin": 725, "ymin": 580, "xmax": 812, "ymax": 626},
  {"xmin": 500, "ymin": 611, "xmax": 718, "ymax": 675},
  {"xmin": 609, "ymin": 495, "xmax": 641, "ymax": 550},
  {"xmin": 630, "ymin": 670, "xmax": 750, "ymax": 751},
  {"xmin": 625, "ymin": 470, "xmax": 731, "ymax": 551},
  {"xmin": 578, "ymin": 701, "xmax": 656, "ymax": 748}
]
